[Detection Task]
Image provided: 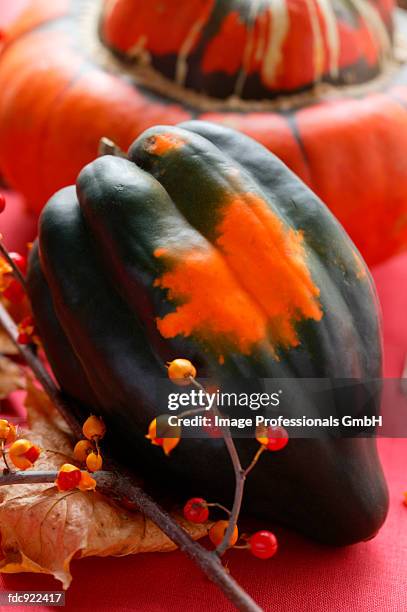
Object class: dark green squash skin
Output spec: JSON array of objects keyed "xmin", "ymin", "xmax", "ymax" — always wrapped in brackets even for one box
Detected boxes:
[
  {"xmin": 28, "ymin": 241, "xmax": 100, "ymax": 412},
  {"xmin": 27, "ymin": 122, "xmax": 388, "ymax": 546}
]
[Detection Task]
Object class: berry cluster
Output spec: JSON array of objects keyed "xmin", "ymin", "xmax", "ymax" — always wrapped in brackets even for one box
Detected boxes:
[
  {"xmin": 56, "ymin": 415, "xmax": 106, "ymax": 492},
  {"xmin": 146, "ymin": 357, "xmax": 287, "ymax": 560},
  {"xmin": 0, "ymin": 414, "xmax": 104, "ymax": 494},
  {"xmin": 73, "ymin": 415, "xmax": 105, "ymax": 472},
  {"xmin": 146, "ymin": 358, "xmax": 289, "ymax": 458},
  {"xmin": 183, "ymin": 497, "xmax": 278, "ymax": 560}
]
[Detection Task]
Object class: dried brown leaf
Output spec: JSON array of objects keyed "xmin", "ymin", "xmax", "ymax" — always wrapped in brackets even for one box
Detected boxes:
[
  {"xmin": 0, "ymin": 355, "xmax": 25, "ymax": 399},
  {"xmin": 0, "ymin": 327, "xmax": 18, "ymax": 356},
  {"xmin": 0, "ymin": 382, "xmax": 210, "ymax": 588}
]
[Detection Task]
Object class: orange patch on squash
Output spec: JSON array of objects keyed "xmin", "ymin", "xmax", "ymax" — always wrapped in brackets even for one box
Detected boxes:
[
  {"xmin": 153, "ymin": 192, "xmax": 322, "ymax": 355},
  {"xmin": 154, "ymin": 247, "xmax": 268, "ymax": 354},
  {"xmin": 215, "ymin": 193, "xmax": 323, "ymax": 348},
  {"xmin": 144, "ymin": 133, "xmax": 186, "ymax": 156}
]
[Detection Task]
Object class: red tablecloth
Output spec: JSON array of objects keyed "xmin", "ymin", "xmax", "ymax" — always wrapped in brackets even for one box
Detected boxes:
[{"xmin": 1, "ymin": 3, "xmax": 407, "ymax": 607}]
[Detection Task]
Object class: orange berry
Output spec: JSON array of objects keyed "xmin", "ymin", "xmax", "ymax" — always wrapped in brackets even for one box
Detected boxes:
[
  {"xmin": 56, "ymin": 463, "xmax": 81, "ymax": 491},
  {"xmin": 167, "ymin": 359, "xmax": 196, "ymax": 386},
  {"xmin": 9, "ymin": 439, "xmax": 41, "ymax": 470},
  {"xmin": 86, "ymin": 451, "xmax": 103, "ymax": 472},
  {"xmin": 73, "ymin": 439, "xmax": 93, "ymax": 463},
  {"xmin": 82, "ymin": 415, "xmax": 106, "ymax": 440},
  {"xmin": 0, "ymin": 419, "xmax": 17, "ymax": 444},
  {"xmin": 161, "ymin": 437, "xmax": 180, "ymax": 456},
  {"xmin": 209, "ymin": 520, "xmax": 239, "ymax": 548},
  {"xmin": 145, "ymin": 416, "xmax": 181, "ymax": 456},
  {"xmin": 0, "ymin": 419, "xmax": 10, "ymax": 439},
  {"xmin": 78, "ymin": 471, "xmax": 97, "ymax": 491}
]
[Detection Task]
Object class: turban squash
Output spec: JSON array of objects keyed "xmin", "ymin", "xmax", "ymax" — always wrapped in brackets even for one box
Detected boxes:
[
  {"xmin": 27, "ymin": 121, "xmax": 388, "ymax": 545},
  {"xmin": 1, "ymin": 0, "xmax": 407, "ymax": 266}
]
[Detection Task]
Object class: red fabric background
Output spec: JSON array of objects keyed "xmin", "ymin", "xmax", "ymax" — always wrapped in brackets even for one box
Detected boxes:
[{"xmin": 1, "ymin": 4, "xmax": 407, "ymax": 609}]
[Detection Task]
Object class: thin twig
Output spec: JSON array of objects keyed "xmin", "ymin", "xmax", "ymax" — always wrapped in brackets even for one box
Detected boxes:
[
  {"xmin": 189, "ymin": 377, "xmax": 246, "ymax": 557},
  {"xmin": 173, "ymin": 407, "xmax": 208, "ymax": 419},
  {"xmin": 207, "ymin": 502, "xmax": 232, "ymax": 516},
  {"xmin": 0, "ymin": 465, "xmax": 261, "ymax": 611},
  {"xmin": 187, "ymin": 379, "xmax": 268, "ymax": 556},
  {"xmin": 0, "ymin": 238, "xmax": 27, "ymax": 290},
  {"xmin": 0, "ymin": 470, "xmax": 57, "ymax": 486},
  {"xmin": 243, "ymin": 446, "xmax": 266, "ymax": 478},
  {"xmin": 95, "ymin": 471, "xmax": 263, "ymax": 612},
  {"xmin": 1, "ymin": 439, "xmax": 11, "ymax": 473}
]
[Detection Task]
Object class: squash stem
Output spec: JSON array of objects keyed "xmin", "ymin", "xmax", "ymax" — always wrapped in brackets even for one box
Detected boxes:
[{"xmin": 98, "ymin": 137, "xmax": 127, "ymax": 159}]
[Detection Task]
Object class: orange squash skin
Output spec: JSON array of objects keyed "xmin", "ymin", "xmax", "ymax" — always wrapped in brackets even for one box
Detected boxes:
[{"xmin": 1, "ymin": 0, "xmax": 407, "ymax": 265}]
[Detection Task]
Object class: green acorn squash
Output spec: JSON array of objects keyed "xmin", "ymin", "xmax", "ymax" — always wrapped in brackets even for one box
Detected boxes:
[{"xmin": 27, "ymin": 121, "xmax": 388, "ymax": 545}]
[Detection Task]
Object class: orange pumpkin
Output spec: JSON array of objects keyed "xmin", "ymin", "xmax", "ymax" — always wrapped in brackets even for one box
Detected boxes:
[{"xmin": 0, "ymin": 0, "xmax": 407, "ymax": 266}]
